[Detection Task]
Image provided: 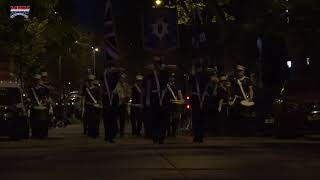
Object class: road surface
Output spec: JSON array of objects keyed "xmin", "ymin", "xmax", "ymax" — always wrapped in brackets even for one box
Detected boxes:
[{"xmin": 1, "ymin": 124, "xmax": 320, "ymax": 180}]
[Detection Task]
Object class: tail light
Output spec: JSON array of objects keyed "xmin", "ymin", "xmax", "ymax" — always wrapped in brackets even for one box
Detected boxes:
[
  {"xmin": 186, "ymin": 96, "xmax": 190, "ymax": 100},
  {"xmin": 186, "ymin": 104, "xmax": 191, "ymax": 110}
]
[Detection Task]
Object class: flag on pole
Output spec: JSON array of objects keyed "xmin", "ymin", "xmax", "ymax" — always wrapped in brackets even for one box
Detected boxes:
[
  {"xmin": 143, "ymin": 8, "xmax": 178, "ymax": 53},
  {"xmin": 191, "ymin": 7, "xmax": 208, "ymax": 50},
  {"xmin": 104, "ymin": 0, "xmax": 119, "ymax": 62}
]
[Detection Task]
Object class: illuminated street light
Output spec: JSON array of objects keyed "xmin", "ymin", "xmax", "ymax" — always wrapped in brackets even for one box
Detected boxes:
[
  {"xmin": 155, "ymin": 0, "xmax": 162, "ymax": 6},
  {"xmin": 287, "ymin": 61, "xmax": 292, "ymax": 68},
  {"xmin": 92, "ymin": 47, "xmax": 99, "ymax": 76},
  {"xmin": 307, "ymin": 57, "xmax": 310, "ymax": 65}
]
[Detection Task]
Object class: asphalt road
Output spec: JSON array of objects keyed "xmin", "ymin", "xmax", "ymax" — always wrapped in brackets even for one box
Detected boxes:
[{"xmin": 1, "ymin": 124, "xmax": 320, "ymax": 180}]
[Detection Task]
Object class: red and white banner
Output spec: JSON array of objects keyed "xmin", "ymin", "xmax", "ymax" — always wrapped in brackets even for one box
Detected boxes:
[{"xmin": 10, "ymin": 6, "xmax": 30, "ymax": 19}]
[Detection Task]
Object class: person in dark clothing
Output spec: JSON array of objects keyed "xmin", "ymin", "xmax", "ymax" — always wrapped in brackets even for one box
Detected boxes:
[
  {"xmin": 114, "ymin": 73, "xmax": 131, "ymax": 137},
  {"xmin": 189, "ymin": 59, "xmax": 210, "ymax": 143},
  {"xmin": 217, "ymin": 75, "xmax": 233, "ymax": 136},
  {"xmin": 206, "ymin": 74, "xmax": 219, "ymax": 136},
  {"xmin": 166, "ymin": 73, "xmax": 184, "ymax": 137},
  {"xmin": 230, "ymin": 65, "xmax": 255, "ymax": 135},
  {"xmin": 130, "ymin": 75, "xmax": 144, "ymax": 136},
  {"xmin": 29, "ymin": 74, "xmax": 50, "ymax": 138},
  {"xmin": 101, "ymin": 64, "xmax": 121, "ymax": 143},
  {"xmin": 82, "ymin": 74, "xmax": 101, "ymax": 138},
  {"xmin": 146, "ymin": 56, "xmax": 169, "ymax": 144}
]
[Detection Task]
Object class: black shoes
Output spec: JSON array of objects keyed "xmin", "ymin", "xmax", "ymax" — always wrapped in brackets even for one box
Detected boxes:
[
  {"xmin": 193, "ymin": 137, "xmax": 204, "ymax": 143},
  {"xmin": 104, "ymin": 138, "xmax": 116, "ymax": 143}
]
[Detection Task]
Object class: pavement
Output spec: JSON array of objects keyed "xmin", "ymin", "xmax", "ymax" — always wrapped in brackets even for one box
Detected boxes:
[{"xmin": 1, "ymin": 124, "xmax": 320, "ymax": 180}]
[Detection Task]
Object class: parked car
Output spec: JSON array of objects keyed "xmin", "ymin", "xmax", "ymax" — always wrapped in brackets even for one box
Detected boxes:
[
  {"xmin": 0, "ymin": 81, "xmax": 29, "ymax": 139},
  {"xmin": 66, "ymin": 91, "xmax": 82, "ymax": 119},
  {"xmin": 273, "ymin": 78, "xmax": 320, "ymax": 138}
]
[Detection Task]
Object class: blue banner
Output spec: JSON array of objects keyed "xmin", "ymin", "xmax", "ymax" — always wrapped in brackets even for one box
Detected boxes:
[{"xmin": 143, "ymin": 9, "xmax": 178, "ymax": 53}]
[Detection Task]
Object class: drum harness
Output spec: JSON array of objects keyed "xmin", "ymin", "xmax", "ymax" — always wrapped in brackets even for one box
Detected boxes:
[
  {"xmin": 237, "ymin": 79, "xmax": 255, "ymax": 107},
  {"xmin": 129, "ymin": 84, "xmax": 144, "ymax": 108},
  {"xmin": 31, "ymin": 88, "xmax": 41, "ymax": 106},
  {"xmin": 85, "ymin": 87, "xmax": 101, "ymax": 109},
  {"xmin": 192, "ymin": 77, "xmax": 209, "ymax": 110},
  {"xmin": 104, "ymin": 69, "xmax": 114, "ymax": 106}
]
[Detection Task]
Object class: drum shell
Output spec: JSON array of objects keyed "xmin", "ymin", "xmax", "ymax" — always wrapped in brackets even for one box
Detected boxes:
[
  {"xmin": 171, "ymin": 103, "xmax": 185, "ymax": 113},
  {"xmin": 238, "ymin": 105, "xmax": 255, "ymax": 118},
  {"xmin": 30, "ymin": 106, "xmax": 49, "ymax": 138}
]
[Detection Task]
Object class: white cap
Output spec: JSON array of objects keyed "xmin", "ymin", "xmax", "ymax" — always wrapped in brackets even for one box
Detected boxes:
[
  {"xmin": 236, "ymin": 65, "xmax": 246, "ymax": 71},
  {"xmin": 136, "ymin": 75, "xmax": 144, "ymax": 81},
  {"xmin": 34, "ymin": 74, "xmax": 42, "ymax": 80},
  {"xmin": 220, "ymin": 75, "xmax": 228, "ymax": 81},
  {"xmin": 41, "ymin": 72, "xmax": 48, "ymax": 77},
  {"xmin": 88, "ymin": 74, "xmax": 95, "ymax": 80}
]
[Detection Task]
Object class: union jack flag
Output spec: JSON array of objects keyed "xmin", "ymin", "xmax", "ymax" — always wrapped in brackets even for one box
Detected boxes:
[{"xmin": 104, "ymin": 0, "xmax": 119, "ymax": 62}]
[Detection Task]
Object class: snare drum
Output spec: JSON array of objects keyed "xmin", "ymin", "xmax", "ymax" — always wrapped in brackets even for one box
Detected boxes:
[
  {"xmin": 171, "ymin": 100, "xmax": 185, "ymax": 113},
  {"xmin": 238, "ymin": 104, "xmax": 255, "ymax": 119}
]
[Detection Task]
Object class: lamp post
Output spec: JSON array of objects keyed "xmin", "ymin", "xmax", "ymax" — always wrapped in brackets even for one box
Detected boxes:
[{"xmin": 91, "ymin": 47, "xmax": 99, "ymax": 76}]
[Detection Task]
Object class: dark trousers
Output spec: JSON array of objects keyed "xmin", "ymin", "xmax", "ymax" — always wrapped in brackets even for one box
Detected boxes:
[
  {"xmin": 217, "ymin": 106, "xmax": 229, "ymax": 136},
  {"xmin": 168, "ymin": 112, "xmax": 179, "ymax": 137},
  {"xmin": 119, "ymin": 104, "xmax": 127, "ymax": 137},
  {"xmin": 30, "ymin": 108, "xmax": 49, "ymax": 139},
  {"xmin": 144, "ymin": 107, "xmax": 152, "ymax": 138},
  {"xmin": 192, "ymin": 108, "xmax": 206, "ymax": 141},
  {"xmin": 83, "ymin": 105, "xmax": 89, "ymax": 134},
  {"xmin": 131, "ymin": 107, "xmax": 143, "ymax": 136},
  {"xmin": 84, "ymin": 105, "xmax": 100, "ymax": 138},
  {"xmin": 151, "ymin": 105, "xmax": 169, "ymax": 143},
  {"xmin": 103, "ymin": 106, "xmax": 118, "ymax": 141}
]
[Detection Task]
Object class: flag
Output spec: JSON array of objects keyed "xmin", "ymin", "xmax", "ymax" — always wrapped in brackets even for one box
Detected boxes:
[
  {"xmin": 104, "ymin": 0, "xmax": 119, "ymax": 62},
  {"xmin": 143, "ymin": 8, "xmax": 178, "ymax": 53},
  {"xmin": 191, "ymin": 7, "xmax": 208, "ymax": 51}
]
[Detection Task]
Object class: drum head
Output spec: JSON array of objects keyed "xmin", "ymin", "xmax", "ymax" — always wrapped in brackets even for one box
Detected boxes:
[
  {"xmin": 240, "ymin": 100, "xmax": 255, "ymax": 107},
  {"xmin": 33, "ymin": 106, "xmax": 47, "ymax": 110}
]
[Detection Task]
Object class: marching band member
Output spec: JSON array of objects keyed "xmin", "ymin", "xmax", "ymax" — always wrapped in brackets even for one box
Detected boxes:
[
  {"xmin": 231, "ymin": 65, "xmax": 254, "ymax": 102},
  {"xmin": 146, "ymin": 56, "xmax": 169, "ymax": 144},
  {"xmin": 29, "ymin": 74, "xmax": 50, "ymax": 138},
  {"xmin": 217, "ymin": 75, "xmax": 233, "ymax": 135},
  {"xmin": 130, "ymin": 75, "xmax": 145, "ymax": 136},
  {"xmin": 206, "ymin": 74, "xmax": 220, "ymax": 136},
  {"xmin": 114, "ymin": 73, "xmax": 131, "ymax": 137},
  {"xmin": 82, "ymin": 74, "xmax": 101, "ymax": 138},
  {"xmin": 190, "ymin": 59, "xmax": 210, "ymax": 143},
  {"xmin": 165, "ymin": 73, "xmax": 184, "ymax": 137},
  {"xmin": 230, "ymin": 65, "xmax": 255, "ymax": 135},
  {"xmin": 102, "ymin": 62, "xmax": 121, "ymax": 143}
]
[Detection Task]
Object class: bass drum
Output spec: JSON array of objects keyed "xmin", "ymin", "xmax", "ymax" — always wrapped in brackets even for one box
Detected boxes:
[{"xmin": 30, "ymin": 106, "xmax": 49, "ymax": 138}]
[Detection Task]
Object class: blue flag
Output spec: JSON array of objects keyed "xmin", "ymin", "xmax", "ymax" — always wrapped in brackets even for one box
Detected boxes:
[
  {"xmin": 143, "ymin": 9, "xmax": 178, "ymax": 53},
  {"xmin": 104, "ymin": 0, "xmax": 120, "ymax": 61}
]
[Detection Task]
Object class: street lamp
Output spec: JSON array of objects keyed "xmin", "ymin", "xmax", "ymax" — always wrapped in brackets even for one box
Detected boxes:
[
  {"xmin": 92, "ymin": 47, "xmax": 99, "ymax": 76},
  {"xmin": 155, "ymin": 0, "xmax": 162, "ymax": 6},
  {"xmin": 287, "ymin": 60, "xmax": 292, "ymax": 68}
]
